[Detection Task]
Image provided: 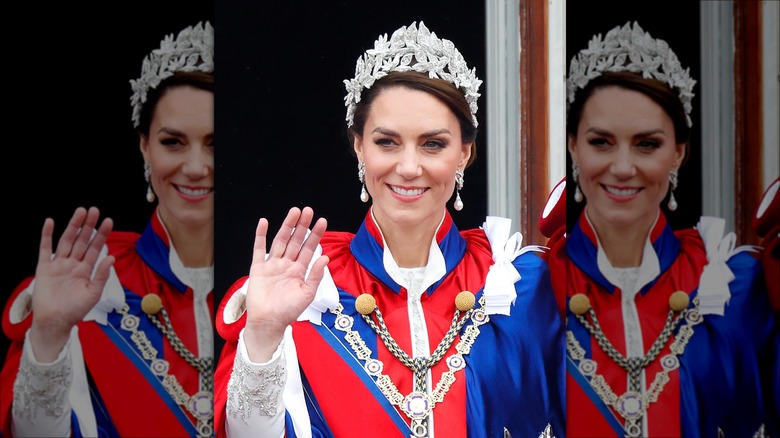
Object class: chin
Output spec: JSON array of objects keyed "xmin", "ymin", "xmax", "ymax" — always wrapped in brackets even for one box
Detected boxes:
[
  {"xmin": 596, "ymin": 208, "xmax": 655, "ymax": 230},
  {"xmin": 171, "ymin": 205, "xmax": 213, "ymax": 226}
]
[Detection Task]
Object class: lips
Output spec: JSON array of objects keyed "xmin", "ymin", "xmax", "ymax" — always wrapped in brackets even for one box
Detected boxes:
[
  {"xmin": 602, "ymin": 185, "xmax": 640, "ymax": 197},
  {"xmin": 175, "ymin": 184, "xmax": 213, "ymax": 198},
  {"xmin": 389, "ymin": 184, "xmax": 427, "ymax": 197}
]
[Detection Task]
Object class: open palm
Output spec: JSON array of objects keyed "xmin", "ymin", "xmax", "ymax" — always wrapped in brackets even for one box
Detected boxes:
[
  {"xmin": 243, "ymin": 207, "xmax": 329, "ymax": 361},
  {"xmin": 31, "ymin": 207, "xmax": 114, "ymax": 342}
]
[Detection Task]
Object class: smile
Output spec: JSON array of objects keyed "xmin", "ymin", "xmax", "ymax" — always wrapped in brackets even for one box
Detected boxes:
[
  {"xmin": 175, "ymin": 185, "xmax": 213, "ymax": 197},
  {"xmin": 603, "ymin": 185, "xmax": 640, "ymax": 197},
  {"xmin": 389, "ymin": 185, "xmax": 427, "ymax": 197}
]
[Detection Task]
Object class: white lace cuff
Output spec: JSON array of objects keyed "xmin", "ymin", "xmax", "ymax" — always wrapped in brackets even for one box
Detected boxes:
[
  {"xmin": 226, "ymin": 329, "xmax": 287, "ymax": 424},
  {"xmin": 13, "ymin": 328, "xmax": 73, "ymax": 424}
]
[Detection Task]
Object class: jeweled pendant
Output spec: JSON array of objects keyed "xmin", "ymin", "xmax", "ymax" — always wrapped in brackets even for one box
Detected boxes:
[
  {"xmin": 146, "ymin": 186, "xmax": 156, "ymax": 203},
  {"xmin": 616, "ymin": 391, "xmax": 646, "ymax": 419},
  {"xmin": 360, "ymin": 185, "xmax": 369, "ymax": 203},
  {"xmin": 402, "ymin": 392, "xmax": 432, "ymax": 419}
]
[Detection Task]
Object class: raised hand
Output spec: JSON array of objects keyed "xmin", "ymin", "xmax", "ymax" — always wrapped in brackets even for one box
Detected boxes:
[
  {"xmin": 243, "ymin": 206, "xmax": 329, "ymax": 362},
  {"xmin": 29, "ymin": 207, "xmax": 115, "ymax": 362}
]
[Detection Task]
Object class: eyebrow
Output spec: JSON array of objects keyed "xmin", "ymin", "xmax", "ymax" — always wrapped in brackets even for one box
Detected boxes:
[
  {"xmin": 158, "ymin": 127, "xmax": 185, "ymax": 136},
  {"xmin": 585, "ymin": 127, "xmax": 667, "ymax": 139},
  {"xmin": 157, "ymin": 127, "xmax": 214, "ymax": 139},
  {"xmin": 371, "ymin": 127, "xmax": 452, "ymax": 138}
]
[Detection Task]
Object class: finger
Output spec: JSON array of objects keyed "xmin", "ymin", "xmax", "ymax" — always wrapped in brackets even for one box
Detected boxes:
[
  {"xmin": 37, "ymin": 218, "xmax": 55, "ymax": 266},
  {"xmin": 296, "ymin": 217, "xmax": 327, "ymax": 268},
  {"xmin": 267, "ymin": 207, "xmax": 301, "ymax": 259},
  {"xmin": 304, "ymin": 255, "xmax": 330, "ymax": 295},
  {"xmin": 55, "ymin": 207, "xmax": 88, "ymax": 258},
  {"xmin": 89, "ymin": 255, "xmax": 115, "ymax": 294},
  {"xmin": 82, "ymin": 217, "xmax": 114, "ymax": 268},
  {"xmin": 251, "ymin": 218, "xmax": 269, "ymax": 268},
  {"xmin": 70, "ymin": 207, "xmax": 101, "ymax": 261},
  {"xmin": 83, "ymin": 255, "xmax": 114, "ymax": 310},
  {"xmin": 282, "ymin": 206, "xmax": 314, "ymax": 260}
]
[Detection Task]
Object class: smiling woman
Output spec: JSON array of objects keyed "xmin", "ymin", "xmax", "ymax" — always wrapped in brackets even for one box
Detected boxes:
[
  {"xmin": 1, "ymin": 21, "xmax": 216, "ymax": 437},
  {"xmin": 212, "ymin": 21, "xmax": 564, "ymax": 438},
  {"xmin": 549, "ymin": 21, "xmax": 778, "ymax": 438}
]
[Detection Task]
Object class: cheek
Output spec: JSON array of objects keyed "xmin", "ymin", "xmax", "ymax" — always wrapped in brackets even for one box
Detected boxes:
[
  {"xmin": 428, "ymin": 161, "xmax": 460, "ymax": 187},
  {"xmin": 577, "ymin": 154, "xmax": 608, "ymax": 180},
  {"xmin": 646, "ymin": 164, "xmax": 672, "ymax": 187},
  {"xmin": 364, "ymin": 159, "xmax": 391, "ymax": 181},
  {"xmin": 150, "ymin": 154, "xmax": 180, "ymax": 181}
]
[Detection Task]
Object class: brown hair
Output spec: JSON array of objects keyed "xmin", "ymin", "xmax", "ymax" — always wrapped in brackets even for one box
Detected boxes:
[
  {"xmin": 136, "ymin": 71, "xmax": 214, "ymax": 136},
  {"xmin": 566, "ymin": 71, "xmax": 691, "ymax": 163},
  {"xmin": 347, "ymin": 71, "xmax": 478, "ymax": 168}
]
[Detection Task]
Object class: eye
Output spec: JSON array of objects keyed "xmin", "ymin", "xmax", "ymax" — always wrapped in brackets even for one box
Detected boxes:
[
  {"xmin": 422, "ymin": 139, "xmax": 446, "ymax": 150},
  {"xmin": 161, "ymin": 137, "xmax": 184, "ymax": 148},
  {"xmin": 374, "ymin": 138, "xmax": 395, "ymax": 148},
  {"xmin": 636, "ymin": 139, "xmax": 661, "ymax": 150},
  {"xmin": 587, "ymin": 137, "xmax": 610, "ymax": 148}
]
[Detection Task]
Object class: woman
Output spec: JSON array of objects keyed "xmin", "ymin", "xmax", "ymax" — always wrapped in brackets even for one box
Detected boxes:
[
  {"xmin": 0, "ymin": 21, "xmax": 215, "ymax": 437},
  {"xmin": 213, "ymin": 21, "xmax": 564, "ymax": 438},
  {"xmin": 553, "ymin": 21, "xmax": 777, "ymax": 437}
]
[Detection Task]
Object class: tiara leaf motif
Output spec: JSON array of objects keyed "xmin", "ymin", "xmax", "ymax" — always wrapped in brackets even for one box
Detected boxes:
[
  {"xmin": 130, "ymin": 21, "xmax": 214, "ymax": 128},
  {"xmin": 344, "ymin": 21, "xmax": 482, "ymax": 128},
  {"xmin": 567, "ymin": 21, "xmax": 696, "ymax": 127}
]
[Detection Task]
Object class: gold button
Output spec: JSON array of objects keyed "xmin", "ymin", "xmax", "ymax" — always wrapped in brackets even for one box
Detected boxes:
[
  {"xmin": 141, "ymin": 293, "xmax": 163, "ymax": 315},
  {"xmin": 669, "ymin": 291, "xmax": 690, "ymax": 312},
  {"xmin": 355, "ymin": 294, "xmax": 377, "ymax": 315},
  {"xmin": 569, "ymin": 293, "xmax": 591, "ymax": 316},
  {"xmin": 455, "ymin": 291, "xmax": 475, "ymax": 312}
]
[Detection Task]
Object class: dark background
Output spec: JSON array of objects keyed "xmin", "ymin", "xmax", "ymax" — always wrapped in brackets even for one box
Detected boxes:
[
  {"xmin": 566, "ymin": 1, "xmax": 703, "ymax": 232},
  {"xmin": 213, "ymin": 2, "xmax": 489, "ymax": 358},
  {"xmin": 2, "ymin": 2, "xmax": 213, "ymax": 368},
  {"xmin": 2, "ymin": 0, "xmax": 706, "ymax": 373}
]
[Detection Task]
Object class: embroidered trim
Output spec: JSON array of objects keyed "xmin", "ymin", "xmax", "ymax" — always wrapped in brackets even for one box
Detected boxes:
[
  {"xmin": 12, "ymin": 347, "xmax": 72, "ymax": 420},
  {"xmin": 226, "ymin": 346, "xmax": 286, "ymax": 422},
  {"xmin": 567, "ymin": 296, "xmax": 703, "ymax": 437},
  {"xmin": 117, "ymin": 304, "xmax": 214, "ymax": 437},
  {"xmin": 332, "ymin": 296, "xmax": 489, "ymax": 438}
]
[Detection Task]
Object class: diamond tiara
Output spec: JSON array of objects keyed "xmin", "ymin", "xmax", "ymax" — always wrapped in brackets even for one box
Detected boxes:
[
  {"xmin": 130, "ymin": 21, "xmax": 214, "ymax": 128},
  {"xmin": 567, "ymin": 21, "xmax": 696, "ymax": 127},
  {"xmin": 343, "ymin": 21, "xmax": 482, "ymax": 129}
]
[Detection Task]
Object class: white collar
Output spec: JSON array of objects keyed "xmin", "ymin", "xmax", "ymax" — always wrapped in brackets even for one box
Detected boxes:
[
  {"xmin": 587, "ymin": 211, "xmax": 661, "ymax": 295},
  {"xmin": 157, "ymin": 209, "xmax": 214, "ymax": 296},
  {"xmin": 370, "ymin": 209, "xmax": 447, "ymax": 295}
]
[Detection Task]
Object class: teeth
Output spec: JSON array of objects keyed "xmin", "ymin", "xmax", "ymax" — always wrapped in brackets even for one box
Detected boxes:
[
  {"xmin": 390, "ymin": 186, "xmax": 425, "ymax": 196},
  {"xmin": 605, "ymin": 186, "xmax": 639, "ymax": 197},
  {"xmin": 177, "ymin": 186, "xmax": 211, "ymax": 196}
]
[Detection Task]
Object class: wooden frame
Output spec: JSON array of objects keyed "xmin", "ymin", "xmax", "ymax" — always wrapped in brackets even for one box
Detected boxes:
[
  {"xmin": 518, "ymin": 0, "xmax": 550, "ymax": 245},
  {"xmin": 733, "ymin": 0, "xmax": 764, "ymax": 245}
]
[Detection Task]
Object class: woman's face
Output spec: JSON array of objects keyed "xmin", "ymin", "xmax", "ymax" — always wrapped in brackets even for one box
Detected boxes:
[
  {"xmin": 568, "ymin": 86, "xmax": 685, "ymax": 234},
  {"xmin": 354, "ymin": 86, "xmax": 471, "ymax": 232},
  {"xmin": 141, "ymin": 85, "xmax": 214, "ymax": 230}
]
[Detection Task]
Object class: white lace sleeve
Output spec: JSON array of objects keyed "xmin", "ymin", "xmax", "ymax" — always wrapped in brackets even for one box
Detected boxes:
[
  {"xmin": 12, "ymin": 329, "xmax": 73, "ymax": 437},
  {"xmin": 225, "ymin": 328, "xmax": 287, "ymax": 438}
]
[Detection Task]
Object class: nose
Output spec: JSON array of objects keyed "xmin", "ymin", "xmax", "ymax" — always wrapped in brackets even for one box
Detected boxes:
[
  {"xmin": 183, "ymin": 145, "xmax": 211, "ymax": 178},
  {"xmin": 395, "ymin": 145, "xmax": 422, "ymax": 179},
  {"xmin": 610, "ymin": 146, "xmax": 636, "ymax": 179}
]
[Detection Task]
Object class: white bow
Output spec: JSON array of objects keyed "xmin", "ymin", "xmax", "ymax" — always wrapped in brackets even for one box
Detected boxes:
[
  {"xmin": 696, "ymin": 217, "xmax": 759, "ymax": 315},
  {"xmin": 482, "ymin": 216, "xmax": 546, "ymax": 315}
]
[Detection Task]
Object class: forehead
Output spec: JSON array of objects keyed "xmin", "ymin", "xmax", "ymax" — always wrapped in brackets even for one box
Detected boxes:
[
  {"xmin": 366, "ymin": 86, "xmax": 458, "ymax": 130},
  {"xmin": 152, "ymin": 86, "xmax": 214, "ymax": 127},
  {"xmin": 580, "ymin": 86, "xmax": 672, "ymax": 132}
]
